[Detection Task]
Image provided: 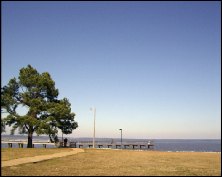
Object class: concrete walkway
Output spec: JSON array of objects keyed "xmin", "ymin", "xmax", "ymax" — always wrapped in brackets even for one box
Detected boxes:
[{"xmin": 2, "ymin": 148, "xmax": 84, "ymax": 167}]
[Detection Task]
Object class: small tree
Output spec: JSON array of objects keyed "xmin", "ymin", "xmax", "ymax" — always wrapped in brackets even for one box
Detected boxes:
[{"xmin": 1, "ymin": 65, "xmax": 78, "ymax": 147}]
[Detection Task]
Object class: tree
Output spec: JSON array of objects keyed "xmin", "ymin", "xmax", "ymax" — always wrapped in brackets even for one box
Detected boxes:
[
  {"xmin": 1, "ymin": 65, "xmax": 78, "ymax": 148},
  {"xmin": 1, "ymin": 118, "xmax": 6, "ymax": 133},
  {"xmin": 1, "ymin": 102, "xmax": 7, "ymax": 133}
]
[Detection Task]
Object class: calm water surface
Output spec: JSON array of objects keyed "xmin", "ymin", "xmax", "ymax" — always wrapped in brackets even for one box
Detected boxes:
[{"xmin": 1, "ymin": 135, "xmax": 221, "ymax": 152}]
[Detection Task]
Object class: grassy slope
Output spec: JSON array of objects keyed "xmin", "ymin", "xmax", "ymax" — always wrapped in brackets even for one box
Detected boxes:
[
  {"xmin": 1, "ymin": 148, "xmax": 73, "ymax": 161},
  {"xmin": 1, "ymin": 148, "xmax": 221, "ymax": 176}
]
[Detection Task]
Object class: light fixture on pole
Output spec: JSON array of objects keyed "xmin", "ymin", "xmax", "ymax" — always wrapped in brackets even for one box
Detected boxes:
[
  {"xmin": 119, "ymin": 129, "xmax": 122, "ymax": 147},
  {"xmin": 90, "ymin": 107, "xmax": 96, "ymax": 148}
]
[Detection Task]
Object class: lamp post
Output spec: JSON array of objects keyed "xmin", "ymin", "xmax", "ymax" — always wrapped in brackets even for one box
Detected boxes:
[
  {"xmin": 90, "ymin": 107, "xmax": 96, "ymax": 148},
  {"xmin": 61, "ymin": 127, "xmax": 65, "ymax": 147},
  {"xmin": 119, "ymin": 129, "xmax": 122, "ymax": 148}
]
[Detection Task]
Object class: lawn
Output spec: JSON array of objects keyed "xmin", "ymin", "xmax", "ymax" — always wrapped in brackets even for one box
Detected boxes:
[
  {"xmin": 1, "ymin": 148, "xmax": 221, "ymax": 176},
  {"xmin": 1, "ymin": 148, "xmax": 73, "ymax": 161}
]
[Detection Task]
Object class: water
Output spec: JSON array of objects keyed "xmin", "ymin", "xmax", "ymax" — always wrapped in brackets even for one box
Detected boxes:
[
  {"xmin": 150, "ymin": 139, "xmax": 221, "ymax": 152},
  {"xmin": 1, "ymin": 135, "xmax": 221, "ymax": 152}
]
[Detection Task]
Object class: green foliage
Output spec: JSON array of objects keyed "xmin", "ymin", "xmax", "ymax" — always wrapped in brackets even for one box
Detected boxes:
[{"xmin": 1, "ymin": 65, "xmax": 78, "ymax": 144}]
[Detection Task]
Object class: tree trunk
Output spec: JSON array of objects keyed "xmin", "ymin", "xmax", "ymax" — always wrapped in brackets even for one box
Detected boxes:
[{"xmin": 27, "ymin": 132, "xmax": 33, "ymax": 148}]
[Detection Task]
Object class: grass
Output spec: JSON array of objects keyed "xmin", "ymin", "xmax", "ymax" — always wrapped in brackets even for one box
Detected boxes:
[
  {"xmin": 1, "ymin": 148, "xmax": 73, "ymax": 161},
  {"xmin": 1, "ymin": 148, "xmax": 221, "ymax": 176}
]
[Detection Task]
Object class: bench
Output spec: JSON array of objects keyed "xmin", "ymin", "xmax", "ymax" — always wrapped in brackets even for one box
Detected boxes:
[
  {"xmin": 78, "ymin": 144, "xmax": 83, "ymax": 148},
  {"xmin": 139, "ymin": 145, "xmax": 146, "ymax": 149},
  {"xmin": 132, "ymin": 145, "xmax": 138, "ymax": 149},
  {"xmin": 148, "ymin": 144, "xmax": 154, "ymax": 149},
  {"xmin": 124, "ymin": 145, "xmax": 130, "ymax": 149},
  {"xmin": 107, "ymin": 145, "xmax": 112, "ymax": 148},
  {"xmin": 116, "ymin": 145, "xmax": 121, "ymax": 148}
]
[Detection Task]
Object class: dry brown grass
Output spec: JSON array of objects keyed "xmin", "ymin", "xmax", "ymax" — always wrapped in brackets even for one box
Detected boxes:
[
  {"xmin": 1, "ymin": 148, "xmax": 73, "ymax": 161},
  {"xmin": 1, "ymin": 148, "xmax": 221, "ymax": 176}
]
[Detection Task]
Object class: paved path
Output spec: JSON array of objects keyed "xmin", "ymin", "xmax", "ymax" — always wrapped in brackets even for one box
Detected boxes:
[{"xmin": 2, "ymin": 148, "xmax": 84, "ymax": 167}]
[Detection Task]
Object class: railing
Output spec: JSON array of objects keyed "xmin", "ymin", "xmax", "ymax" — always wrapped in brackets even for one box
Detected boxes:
[
  {"xmin": 1, "ymin": 140, "xmax": 55, "ymax": 148},
  {"xmin": 74, "ymin": 141, "xmax": 154, "ymax": 149},
  {"xmin": 2, "ymin": 139, "xmax": 154, "ymax": 150}
]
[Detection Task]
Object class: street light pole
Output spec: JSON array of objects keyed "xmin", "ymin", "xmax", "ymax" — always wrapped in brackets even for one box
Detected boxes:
[
  {"xmin": 119, "ymin": 129, "xmax": 122, "ymax": 148},
  {"xmin": 90, "ymin": 107, "xmax": 96, "ymax": 148}
]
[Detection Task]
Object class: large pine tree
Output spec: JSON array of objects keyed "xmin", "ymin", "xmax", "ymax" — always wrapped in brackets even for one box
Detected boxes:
[{"xmin": 1, "ymin": 65, "xmax": 78, "ymax": 148}]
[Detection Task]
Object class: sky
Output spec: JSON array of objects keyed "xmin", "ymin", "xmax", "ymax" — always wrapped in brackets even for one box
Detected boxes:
[{"xmin": 1, "ymin": 1, "xmax": 221, "ymax": 139}]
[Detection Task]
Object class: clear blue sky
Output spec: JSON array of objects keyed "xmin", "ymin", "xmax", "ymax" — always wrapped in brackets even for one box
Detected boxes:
[{"xmin": 2, "ymin": 2, "xmax": 221, "ymax": 139}]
